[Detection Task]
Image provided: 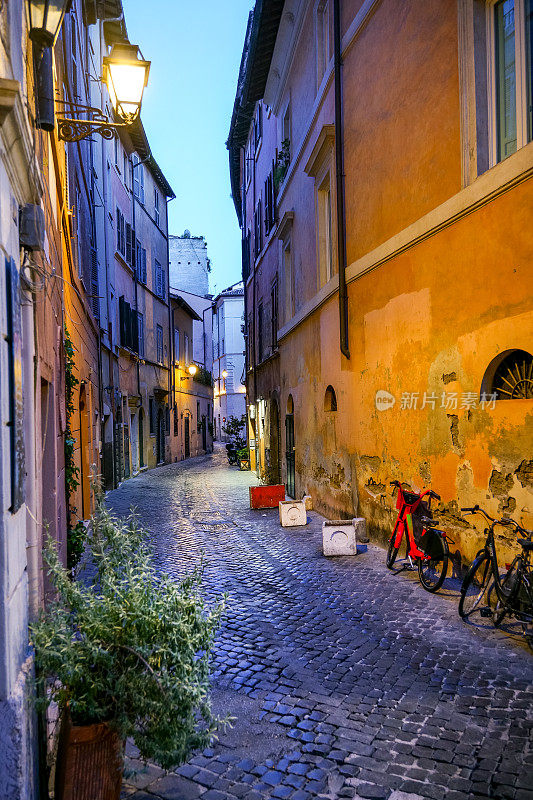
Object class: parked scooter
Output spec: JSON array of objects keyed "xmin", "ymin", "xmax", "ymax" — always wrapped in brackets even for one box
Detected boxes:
[{"xmin": 226, "ymin": 443, "xmax": 239, "ymax": 466}]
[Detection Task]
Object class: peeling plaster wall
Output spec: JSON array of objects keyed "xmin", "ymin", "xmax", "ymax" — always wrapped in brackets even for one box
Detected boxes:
[{"xmin": 279, "ymin": 178, "xmax": 533, "ymax": 564}]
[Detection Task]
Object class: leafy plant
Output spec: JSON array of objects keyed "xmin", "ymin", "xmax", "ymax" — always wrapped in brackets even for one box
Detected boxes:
[
  {"xmin": 31, "ymin": 503, "xmax": 225, "ymax": 770},
  {"xmin": 222, "ymin": 415, "xmax": 246, "ymax": 450},
  {"xmin": 273, "ymin": 138, "xmax": 291, "ymax": 190},
  {"xmin": 64, "ymin": 326, "xmax": 85, "ymax": 571},
  {"xmin": 236, "ymin": 447, "xmax": 249, "ymax": 461}
]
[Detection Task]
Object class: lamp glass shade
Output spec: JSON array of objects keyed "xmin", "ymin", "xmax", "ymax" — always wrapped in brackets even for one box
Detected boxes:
[
  {"xmin": 103, "ymin": 44, "xmax": 150, "ymax": 123},
  {"xmin": 188, "ymin": 364, "xmax": 197, "ymax": 376},
  {"xmin": 28, "ymin": 0, "xmax": 70, "ymax": 47},
  {"xmin": 222, "ymin": 370, "xmax": 228, "ymax": 378}
]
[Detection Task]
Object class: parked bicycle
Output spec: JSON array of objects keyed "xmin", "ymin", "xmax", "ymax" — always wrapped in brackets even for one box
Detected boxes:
[
  {"xmin": 386, "ymin": 480, "xmax": 449, "ymax": 592},
  {"xmin": 459, "ymin": 505, "xmax": 533, "ymax": 646}
]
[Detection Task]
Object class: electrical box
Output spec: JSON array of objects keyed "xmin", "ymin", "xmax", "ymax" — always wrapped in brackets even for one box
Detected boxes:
[{"xmin": 19, "ymin": 204, "xmax": 45, "ymax": 251}]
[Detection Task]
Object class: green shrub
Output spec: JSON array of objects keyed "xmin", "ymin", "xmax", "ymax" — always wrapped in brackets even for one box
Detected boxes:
[{"xmin": 31, "ymin": 503, "xmax": 225, "ymax": 769}]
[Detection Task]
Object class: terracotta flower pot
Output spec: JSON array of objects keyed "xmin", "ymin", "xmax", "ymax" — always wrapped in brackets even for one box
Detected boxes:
[{"xmin": 55, "ymin": 712, "xmax": 123, "ymax": 800}]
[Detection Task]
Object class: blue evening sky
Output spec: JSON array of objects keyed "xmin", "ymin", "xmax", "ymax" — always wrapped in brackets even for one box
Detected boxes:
[{"xmin": 122, "ymin": 0, "xmax": 253, "ymax": 296}]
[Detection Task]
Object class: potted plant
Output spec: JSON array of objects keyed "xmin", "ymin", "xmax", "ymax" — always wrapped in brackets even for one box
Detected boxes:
[
  {"xmin": 237, "ymin": 447, "xmax": 250, "ymax": 470},
  {"xmin": 31, "ymin": 504, "xmax": 225, "ymax": 800}
]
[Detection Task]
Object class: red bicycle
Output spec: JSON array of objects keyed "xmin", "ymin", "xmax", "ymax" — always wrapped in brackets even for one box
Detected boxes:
[{"xmin": 386, "ymin": 480, "xmax": 449, "ymax": 592}]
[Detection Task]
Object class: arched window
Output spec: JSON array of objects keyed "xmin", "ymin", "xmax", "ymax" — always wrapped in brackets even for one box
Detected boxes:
[
  {"xmin": 324, "ymin": 385, "xmax": 337, "ymax": 411},
  {"xmin": 286, "ymin": 394, "xmax": 294, "ymax": 414},
  {"xmin": 481, "ymin": 349, "xmax": 533, "ymax": 400}
]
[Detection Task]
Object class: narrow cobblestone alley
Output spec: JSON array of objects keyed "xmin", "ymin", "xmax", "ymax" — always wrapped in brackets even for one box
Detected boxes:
[{"xmin": 109, "ymin": 446, "xmax": 533, "ymax": 800}]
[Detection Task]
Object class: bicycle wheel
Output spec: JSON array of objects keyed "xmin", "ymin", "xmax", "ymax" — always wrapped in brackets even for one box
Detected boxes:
[
  {"xmin": 386, "ymin": 524, "xmax": 403, "ymax": 569},
  {"xmin": 493, "ymin": 558, "xmax": 522, "ymax": 627},
  {"xmin": 459, "ymin": 553, "xmax": 492, "ymax": 618},
  {"xmin": 418, "ymin": 534, "xmax": 449, "ymax": 592}
]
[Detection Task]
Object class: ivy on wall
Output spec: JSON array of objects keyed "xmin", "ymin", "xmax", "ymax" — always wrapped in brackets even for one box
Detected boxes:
[{"xmin": 64, "ymin": 326, "xmax": 84, "ymax": 572}]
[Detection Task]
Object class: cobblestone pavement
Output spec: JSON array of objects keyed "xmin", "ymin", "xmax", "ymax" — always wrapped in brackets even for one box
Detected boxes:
[{"xmin": 108, "ymin": 445, "xmax": 533, "ymax": 800}]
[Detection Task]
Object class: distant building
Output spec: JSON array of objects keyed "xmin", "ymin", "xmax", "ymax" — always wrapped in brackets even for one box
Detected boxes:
[
  {"xmin": 169, "ymin": 293, "xmax": 213, "ymax": 460},
  {"xmin": 212, "ymin": 282, "xmax": 246, "ymax": 440},
  {"xmin": 169, "ymin": 230, "xmax": 211, "ymax": 297}
]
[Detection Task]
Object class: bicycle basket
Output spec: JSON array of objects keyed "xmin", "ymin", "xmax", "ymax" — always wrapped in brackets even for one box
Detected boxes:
[
  {"xmin": 418, "ymin": 528, "xmax": 443, "ymax": 559},
  {"xmin": 396, "ymin": 488, "xmax": 420, "ymax": 509},
  {"xmin": 411, "ymin": 500, "xmax": 432, "ymax": 547}
]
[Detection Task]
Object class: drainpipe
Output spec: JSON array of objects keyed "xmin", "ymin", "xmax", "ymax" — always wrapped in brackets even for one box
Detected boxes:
[
  {"xmin": 22, "ymin": 281, "xmax": 39, "ymax": 619},
  {"xmin": 334, "ymin": 0, "xmax": 350, "ymax": 359}
]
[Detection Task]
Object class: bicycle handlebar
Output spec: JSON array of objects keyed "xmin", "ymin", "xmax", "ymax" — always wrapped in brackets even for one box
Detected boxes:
[{"xmin": 460, "ymin": 506, "xmax": 532, "ymax": 537}]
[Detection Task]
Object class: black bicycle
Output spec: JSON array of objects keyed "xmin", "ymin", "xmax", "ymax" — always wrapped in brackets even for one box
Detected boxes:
[{"xmin": 458, "ymin": 506, "xmax": 533, "ymax": 645}]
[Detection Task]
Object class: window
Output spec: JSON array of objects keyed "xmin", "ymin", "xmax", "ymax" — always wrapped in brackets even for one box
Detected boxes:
[
  {"xmin": 271, "ymin": 277, "xmax": 279, "ymax": 349},
  {"xmin": 283, "ymin": 236, "xmax": 294, "ymax": 322},
  {"xmin": 123, "ymin": 153, "xmax": 128, "ymax": 186},
  {"xmin": 136, "ymin": 240, "xmax": 147, "ymax": 283},
  {"xmin": 165, "ymin": 405, "xmax": 170, "ymax": 435},
  {"xmin": 71, "ymin": 17, "xmax": 78, "ymax": 97},
  {"xmin": 116, "ymin": 207, "xmax": 125, "ymax": 256},
  {"xmin": 154, "ymin": 259, "xmax": 166, "ymax": 299},
  {"xmin": 132, "ymin": 154, "xmax": 145, "ymax": 203},
  {"xmin": 173, "ymin": 406, "xmax": 178, "ymax": 436},
  {"xmin": 316, "ymin": 1, "xmax": 330, "ymax": 87},
  {"xmin": 282, "ymin": 101, "xmax": 291, "ymax": 161},
  {"xmin": 174, "ymin": 328, "xmax": 180, "ymax": 363},
  {"xmin": 481, "ymin": 349, "xmax": 533, "ymax": 399},
  {"xmin": 114, "ymin": 136, "xmax": 119, "ymax": 168},
  {"xmin": 154, "ymin": 188, "xmax": 160, "ymax": 225},
  {"xmin": 137, "ymin": 312, "xmax": 144, "ymax": 358},
  {"xmin": 245, "ymin": 138, "xmax": 252, "ymax": 188},
  {"xmin": 258, "ymin": 301, "xmax": 264, "ymax": 362},
  {"xmin": 254, "ymin": 200, "xmax": 263, "ymax": 257},
  {"xmin": 247, "ymin": 313, "xmax": 253, "ymax": 367},
  {"xmin": 75, "ymin": 182, "xmax": 82, "ymax": 278},
  {"xmin": 489, "ymin": 0, "xmax": 533, "ymax": 164},
  {"xmin": 317, "ymin": 169, "xmax": 334, "ymax": 287},
  {"xmin": 254, "ymin": 103, "xmax": 263, "ymax": 149},
  {"xmin": 242, "ymin": 231, "xmax": 251, "ymax": 281},
  {"xmin": 197, "ymin": 401, "xmax": 201, "ymax": 432},
  {"xmin": 264, "ymin": 171, "xmax": 276, "ymax": 234},
  {"xmin": 126, "ymin": 222, "xmax": 133, "ymax": 266},
  {"xmin": 149, "ymin": 397, "xmax": 155, "ymax": 435},
  {"xmin": 156, "ymin": 324, "xmax": 164, "ymax": 364},
  {"xmin": 184, "ymin": 333, "xmax": 190, "ymax": 365},
  {"xmin": 119, "ymin": 296, "xmax": 138, "ymax": 352},
  {"xmin": 324, "ymin": 385, "xmax": 337, "ymax": 411}
]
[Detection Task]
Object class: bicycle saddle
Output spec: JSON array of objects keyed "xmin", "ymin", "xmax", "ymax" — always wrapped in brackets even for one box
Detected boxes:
[
  {"xmin": 420, "ymin": 516, "xmax": 436, "ymax": 528},
  {"xmin": 518, "ymin": 538, "xmax": 533, "ymax": 551}
]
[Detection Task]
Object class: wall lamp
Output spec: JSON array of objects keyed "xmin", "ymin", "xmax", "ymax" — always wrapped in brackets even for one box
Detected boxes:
[
  {"xmin": 57, "ymin": 43, "xmax": 150, "ymax": 142},
  {"xmin": 180, "ymin": 364, "xmax": 198, "ymax": 381},
  {"xmin": 27, "ymin": 0, "xmax": 71, "ymax": 48}
]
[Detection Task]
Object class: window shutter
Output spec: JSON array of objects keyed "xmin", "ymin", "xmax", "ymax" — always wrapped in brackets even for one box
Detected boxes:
[
  {"xmin": 132, "ymin": 308, "xmax": 139, "ymax": 353},
  {"xmin": 161, "ymin": 264, "xmax": 166, "ymax": 299},
  {"xmin": 91, "ymin": 246, "xmax": 99, "ymax": 319},
  {"xmin": 126, "ymin": 223, "xmax": 132, "ymax": 264},
  {"xmin": 116, "ymin": 208, "xmax": 120, "ymax": 251},
  {"xmin": 119, "ymin": 296, "xmax": 126, "ymax": 346},
  {"xmin": 142, "ymin": 249, "xmax": 147, "ymax": 283}
]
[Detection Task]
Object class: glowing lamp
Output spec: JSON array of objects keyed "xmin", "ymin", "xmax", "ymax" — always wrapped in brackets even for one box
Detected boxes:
[
  {"xmin": 27, "ymin": 0, "xmax": 70, "ymax": 47},
  {"xmin": 188, "ymin": 364, "xmax": 197, "ymax": 376},
  {"xmin": 103, "ymin": 43, "xmax": 150, "ymax": 123},
  {"xmin": 222, "ymin": 370, "xmax": 228, "ymax": 378}
]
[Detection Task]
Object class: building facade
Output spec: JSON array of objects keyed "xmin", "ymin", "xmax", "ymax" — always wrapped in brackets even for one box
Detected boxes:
[
  {"xmin": 169, "ymin": 293, "xmax": 214, "ymax": 460},
  {"xmin": 212, "ymin": 282, "xmax": 247, "ymax": 441},
  {"xmin": 0, "ymin": 1, "xmax": 185, "ymax": 794},
  {"xmin": 229, "ymin": 0, "xmax": 533, "ymax": 565}
]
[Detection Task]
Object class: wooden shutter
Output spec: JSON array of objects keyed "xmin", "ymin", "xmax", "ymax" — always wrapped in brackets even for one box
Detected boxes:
[{"xmin": 126, "ymin": 223, "xmax": 132, "ymax": 264}]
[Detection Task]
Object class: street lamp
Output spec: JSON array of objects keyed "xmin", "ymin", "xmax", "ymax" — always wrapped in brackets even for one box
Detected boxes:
[
  {"xmin": 103, "ymin": 43, "xmax": 150, "ymax": 124},
  {"xmin": 222, "ymin": 370, "xmax": 228, "ymax": 379},
  {"xmin": 57, "ymin": 41, "xmax": 151, "ymax": 142},
  {"xmin": 27, "ymin": 0, "xmax": 70, "ymax": 48},
  {"xmin": 188, "ymin": 364, "xmax": 197, "ymax": 377}
]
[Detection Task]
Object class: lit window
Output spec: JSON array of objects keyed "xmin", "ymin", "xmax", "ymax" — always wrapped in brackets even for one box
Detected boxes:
[{"xmin": 491, "ymin": 0, "xmax": 533, "ymax": 163}]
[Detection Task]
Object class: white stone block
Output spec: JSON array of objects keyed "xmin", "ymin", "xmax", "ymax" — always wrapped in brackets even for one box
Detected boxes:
[
  {"xmin": 279, "ymin": 500, "xmax": 307, "ymax": 527},
  {"xmin": 322, "ymin": 518, "xmax": 366, "ymax": 556}
]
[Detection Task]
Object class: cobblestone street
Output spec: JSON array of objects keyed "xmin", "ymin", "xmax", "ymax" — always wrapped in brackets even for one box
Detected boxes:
[{"xmin": 108, "ymin": 446, "xmax": 533, "ymax": 800}]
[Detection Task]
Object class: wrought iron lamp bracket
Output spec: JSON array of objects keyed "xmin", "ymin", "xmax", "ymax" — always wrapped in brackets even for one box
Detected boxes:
[{"xmin": 55, "ymin": 100, "xmax": 127, "ymax": 142}]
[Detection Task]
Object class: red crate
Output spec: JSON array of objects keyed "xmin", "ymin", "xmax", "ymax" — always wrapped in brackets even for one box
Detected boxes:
[{"xmin": 249, "ymin": 485, "xmax": 286, "ymax": 509}]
